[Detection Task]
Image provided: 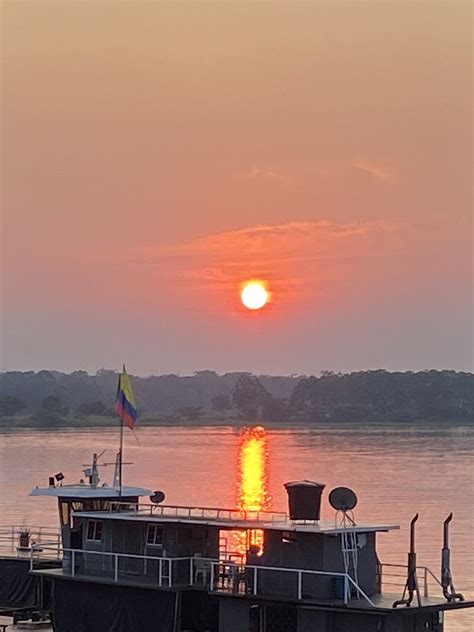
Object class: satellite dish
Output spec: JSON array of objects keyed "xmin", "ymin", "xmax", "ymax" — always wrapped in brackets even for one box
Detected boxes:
[
  {"xmin": 329, "ymin": 487, "xmax": 358, "ymax": 512},
  {"xmin": 149, "ymin": 490, "xmax": 165, "ymax": 504}
]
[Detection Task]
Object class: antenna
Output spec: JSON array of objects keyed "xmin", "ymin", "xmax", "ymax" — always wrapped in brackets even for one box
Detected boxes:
[
  {"xmin": 149, "ymin": 491, "xmax": 166, "ymax": 504},
  {"xmin": 329, "ymin": 487, "xmax": 358, "ymax": 513}
]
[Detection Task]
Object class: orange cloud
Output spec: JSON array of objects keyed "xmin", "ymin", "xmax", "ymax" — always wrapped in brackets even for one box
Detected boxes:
[
  {"xmin": 138, "ymin": 219, "xmax": 399, "ymax": 313},
  {"xmin": 353, "ymin": 160, "xmax": 397, "ymax": 183},
  {"xmin": 239, "ymin": 166, "xmax": 295, "ymax": 185}
]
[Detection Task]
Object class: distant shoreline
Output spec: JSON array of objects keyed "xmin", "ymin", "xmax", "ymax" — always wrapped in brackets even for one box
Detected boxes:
[{"xmin": 1, "ymin": 414, "xmax": 472, "ymax": 431}]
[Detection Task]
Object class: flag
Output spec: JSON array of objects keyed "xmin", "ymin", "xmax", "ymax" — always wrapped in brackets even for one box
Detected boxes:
[{"xmin": 115, "ymin": 365, "xmax": 138, "ymax": 430}]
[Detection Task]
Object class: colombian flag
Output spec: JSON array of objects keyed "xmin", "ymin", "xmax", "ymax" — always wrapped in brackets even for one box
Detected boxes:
[{"xmin": 115, "ymin": 365, "xmax": 138, "ymax": 430}]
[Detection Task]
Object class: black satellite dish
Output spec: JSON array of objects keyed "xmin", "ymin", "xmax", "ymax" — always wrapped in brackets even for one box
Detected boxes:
[
  {"xmin": 329, "ymin": 487, "xmax": 358, "ymax": 512},
  {"xmin": 149, "ymin": 490, "xmax": 166, "ymax": 504}
]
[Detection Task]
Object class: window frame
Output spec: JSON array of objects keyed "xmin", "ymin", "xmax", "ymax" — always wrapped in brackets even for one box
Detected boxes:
[
  {"xmin": 146, "ymin": 524, "xmax": 164, "ymax": 547},
  {"xmin": 86, "ymin": 519, "xmax": 103, "ymax": 542}
]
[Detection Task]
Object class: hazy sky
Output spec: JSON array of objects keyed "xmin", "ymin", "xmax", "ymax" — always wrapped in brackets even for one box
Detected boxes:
[{"xmin": 1, "ymin": 1, "xmax": 472, "ymax": 376}]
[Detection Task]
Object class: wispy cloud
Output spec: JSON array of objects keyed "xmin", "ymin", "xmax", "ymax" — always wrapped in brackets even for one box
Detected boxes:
[
  {"xmin": 353, "ymin": 160, "xmax": 397, "ymax": 183},
  {"xmin": 139, "ymin": 219, "xmax": 397, "ymax": 296},
  {"xmin": 239, "ymin": 166, "xmax": 295, "ymax": 185}
]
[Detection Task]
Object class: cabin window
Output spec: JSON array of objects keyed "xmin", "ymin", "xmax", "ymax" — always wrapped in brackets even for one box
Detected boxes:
[
  {"xmin": 86, "ymin": 520, "xmax": 103, "ymax": 542},
  {"xmin": 59, "ymin": 501, "xmax": 71, "ymax": 527},
  {"xmin": 146, "ymin": 525, "xmax": 164, "ymax": 546}
]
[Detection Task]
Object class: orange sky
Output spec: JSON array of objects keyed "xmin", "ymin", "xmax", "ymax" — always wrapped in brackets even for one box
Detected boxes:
[{"xmin": 1, "ymin": 2, "xmax": 472, "ymax": 374}]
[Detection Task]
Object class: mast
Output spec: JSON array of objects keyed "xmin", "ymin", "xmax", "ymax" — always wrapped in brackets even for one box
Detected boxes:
[
  {"xmin": 115, "ymin": 364, "xmax": 137, "ymax": 496},
  {"xmin": 118, "ymin": 415, "xmax": 124, "ymax": 495}
]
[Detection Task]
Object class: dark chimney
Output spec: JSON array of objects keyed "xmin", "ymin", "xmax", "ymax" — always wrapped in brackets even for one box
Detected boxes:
[{"xmin": 284, "ymin": 480, "xmax": 326, "ymax": 521}]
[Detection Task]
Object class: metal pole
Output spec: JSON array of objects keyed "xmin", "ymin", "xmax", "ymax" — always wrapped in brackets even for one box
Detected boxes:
[
  {"xmin": 119, "ymin": 416, "xmax": 124, "ymax": 495},
  {"xmin": 297, "ymin": 571, "xmax": 302, "ymax": 600},
  {"xmin": 114, "ymin": 555, "xmax": 118, "ymax": 582},
  {"xmin": 210, "ymin": 562, "xmax": 215, "ymax": 590}
]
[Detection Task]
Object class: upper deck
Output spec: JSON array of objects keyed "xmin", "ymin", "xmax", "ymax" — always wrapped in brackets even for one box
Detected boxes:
[
  {"xmin": 30, "ymin": 484, "xmax": 152, "ymax": 499},
  {"xmin": 71, "ymin": 501, "xmax": 399, "ymax": 535}
]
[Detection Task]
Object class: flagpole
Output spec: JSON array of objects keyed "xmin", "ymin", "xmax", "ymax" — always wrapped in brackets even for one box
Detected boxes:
[{"xmin": 119, "ymin": 414, "xmax": 124, "ymax": 496}]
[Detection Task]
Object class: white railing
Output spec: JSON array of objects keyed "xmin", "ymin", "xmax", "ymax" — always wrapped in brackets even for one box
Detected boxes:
[
  {"xmin": 0, "ymin": 525, "xmax": 61, "ymax": 559},
  {"xmin": 104, "ymin": 502, "xmax": 289, "ymax": 524},
  {"xmin": 378, "ymin": 563, "xmax": 442, "ymax": 599},
  {"xmin": 209, "ymin": 561, "xmax": 376, "ymax": 607},
  {"xmin": 29, "ymin": 546, "xmax": 375, "ymax": 606},
  {"xmin": 30, "ymin": 545, "xmax": 215, "ymax": 589}
]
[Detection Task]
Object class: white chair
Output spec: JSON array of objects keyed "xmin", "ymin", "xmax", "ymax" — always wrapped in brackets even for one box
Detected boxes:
[{"xmin": 194, "ymin": 554, "xmax": 210, "ymax": 585}]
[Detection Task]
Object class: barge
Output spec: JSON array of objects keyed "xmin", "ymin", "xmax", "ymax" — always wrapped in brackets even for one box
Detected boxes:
[{"xmin": 1, "ymin": 451, "xmax": 472, "ymax": 631}]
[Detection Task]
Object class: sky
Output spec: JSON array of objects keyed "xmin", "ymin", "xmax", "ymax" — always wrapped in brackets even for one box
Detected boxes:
[{"xmin": 1, "ymin": 1, "xmax": 472, "ymax": 376}]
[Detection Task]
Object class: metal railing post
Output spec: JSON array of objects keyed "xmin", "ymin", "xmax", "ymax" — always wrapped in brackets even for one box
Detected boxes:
[
  {"xmin": 210, "ymin": 562, "xmax": 215, "ymax": 590},
  {"xmin": 297, "ymin": 571, "xmax": 302, "ymax": 600},
  {"xmin": 253, "ymin": 567, "xmax": 258, "ymax": 596},
  {"xmin": 71, "ymin": 550, "xmax": 75, "ymax": 577},
  {"xmin": 344, "ymin": 575, "xmax": 348, "ymax": 604},
  {"xmin": 424, "ymin": 567, "xmax": 429, "ymax": 598},
  {"xmin": 114, "ymin": 555, "xmax": 118, "ymax": 582},
  {"xmin": 189, "ymin": 558, "xmax": 194, "ymax": 586},
  {"xmin": 158, "ymin": 558, "xmax": 162, "ymax": 587}
]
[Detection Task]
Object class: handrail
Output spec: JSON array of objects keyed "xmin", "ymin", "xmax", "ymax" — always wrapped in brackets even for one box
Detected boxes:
[
  {"xmin": 29, "ymin": 545, "xmax": 375, "ymax": 606},
  {"xmin": 0, "ymin": 525, "xmax": 61, "ymax": 557},
  {"xmin": 101, "ymin": 502, "xmax": 289, "ymax": 523},
  {"xmin": 378, "ymin": 562, "xmax": 443, "ymax": 599},
  {"xmin": 210, "ymin": 560, "xmax": 376, "ymax": 607},
  {"xmin": 30, "ymin": 545, "xmax": 447, "ymax": 610}
]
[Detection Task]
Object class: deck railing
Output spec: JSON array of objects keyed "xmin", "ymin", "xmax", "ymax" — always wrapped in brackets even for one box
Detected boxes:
[
  {"xmin": 0, "ymin": 525, "xmax": 61, "ymax": 559},
  {"xmin": 105, "ymin": 502, "xmax": 289, "ymax": 524},
  {"xmin": 378, "ymin": 563, "xmax": 442, "ymax": 598},
  {"xmin": 29, "ymin": 545, "xmax": 375, "ymax": 607}
]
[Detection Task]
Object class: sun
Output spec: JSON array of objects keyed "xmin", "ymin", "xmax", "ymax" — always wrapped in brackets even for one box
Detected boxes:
[{"xmin": 241, "ymin": 281, "xmax": 269, "ymax": 310}]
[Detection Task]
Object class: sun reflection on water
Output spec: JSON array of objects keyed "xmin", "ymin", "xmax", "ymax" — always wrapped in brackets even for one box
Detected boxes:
[{"xmin": 234, "ymin": 425, "xmax": 270, "ymax": 557}]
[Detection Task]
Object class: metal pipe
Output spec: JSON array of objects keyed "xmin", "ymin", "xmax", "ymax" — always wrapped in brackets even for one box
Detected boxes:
[{"xmin": 441, "ymin": 513, "xmax": 464, "ymax": 602}]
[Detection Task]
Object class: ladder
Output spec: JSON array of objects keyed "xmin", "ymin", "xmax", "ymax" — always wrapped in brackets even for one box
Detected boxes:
[{"xmin": 339, "ymin": 512, "xmax": 362, "ymax": 600}]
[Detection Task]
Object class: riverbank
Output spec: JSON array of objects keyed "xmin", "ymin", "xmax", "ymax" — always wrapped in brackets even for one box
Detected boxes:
[{"xmin": 0, "ymin": 414, "xmax": 472, "ymax": 430}]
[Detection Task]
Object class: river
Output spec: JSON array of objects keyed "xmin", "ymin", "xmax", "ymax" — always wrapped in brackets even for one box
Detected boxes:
[{"xmin": 0, "ymin": 423, "xmax": 472, "ymax": 631}]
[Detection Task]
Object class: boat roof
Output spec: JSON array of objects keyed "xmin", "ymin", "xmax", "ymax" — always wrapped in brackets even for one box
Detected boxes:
[
  {"xmin": 30, "ymin": 484, "xmax": 152, "ymax": 498},
  {"xmin": 70, "ymin": 508, "xmax": 399, "ymax": 535}
]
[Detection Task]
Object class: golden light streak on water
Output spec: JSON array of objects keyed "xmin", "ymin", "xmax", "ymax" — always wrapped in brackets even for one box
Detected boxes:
[{"xmin": 235, "ymin": 426, "xmax": 270, "ymax": 557}]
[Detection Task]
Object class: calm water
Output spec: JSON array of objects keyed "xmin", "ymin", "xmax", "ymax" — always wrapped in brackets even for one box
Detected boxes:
[{"xmin": 1, "ymin": 423, "xmax": 473, "ymax": 631}]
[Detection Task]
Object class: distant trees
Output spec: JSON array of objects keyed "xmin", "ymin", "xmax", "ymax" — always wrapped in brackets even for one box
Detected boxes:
[
  {"xmin": 291, "ymin": 370, "xmax": 474, "ymax": 422},
  {"xmin": 0, "ymin": 369, "xmax": 472, "ymax": 425},
  {"xmin": 34, "ymin": 396, "xmax": 69, "ymax": 425},
  {"xmin": 211, "ymin": 394, "xmax": 233, "ymax": 412},
  {"xmin": 232, "ymin": 375, "xmax": 273, "ymax": 418},
  {"xmin": 0, "ymin": 396, "xmax": 26, "ymax": 417},
  {"xmin": 77, "ymin": 401, "xmax": 108, "ymax": 416}
]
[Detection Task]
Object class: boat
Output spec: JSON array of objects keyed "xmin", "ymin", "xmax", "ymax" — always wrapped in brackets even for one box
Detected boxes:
[{"xmin": 0, "ymin": 452, "xmax": 472, "ymax": 631}]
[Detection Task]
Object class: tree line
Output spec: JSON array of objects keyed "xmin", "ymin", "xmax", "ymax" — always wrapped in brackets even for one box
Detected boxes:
[{"xmin": 0, "ymin": 369, "xmax": 472, "ymax": 425}]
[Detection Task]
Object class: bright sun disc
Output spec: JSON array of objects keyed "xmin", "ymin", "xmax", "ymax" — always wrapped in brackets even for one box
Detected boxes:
[{"xmin": 241, "ymin": 282, "xmax": 268, "ymax": 310}]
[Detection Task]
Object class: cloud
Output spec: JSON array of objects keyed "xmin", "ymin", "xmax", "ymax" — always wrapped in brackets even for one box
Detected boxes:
[
  {"xmin": 139, "ymin": 219, "xmax": 397, "ymax": 297},
  {"xmin": 239, "ymin": 166, "xmax": 295, "ymax": 185},
  {"xmin": 353, "ymin": 160, "xmax": 397, "ymax": 183}
]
